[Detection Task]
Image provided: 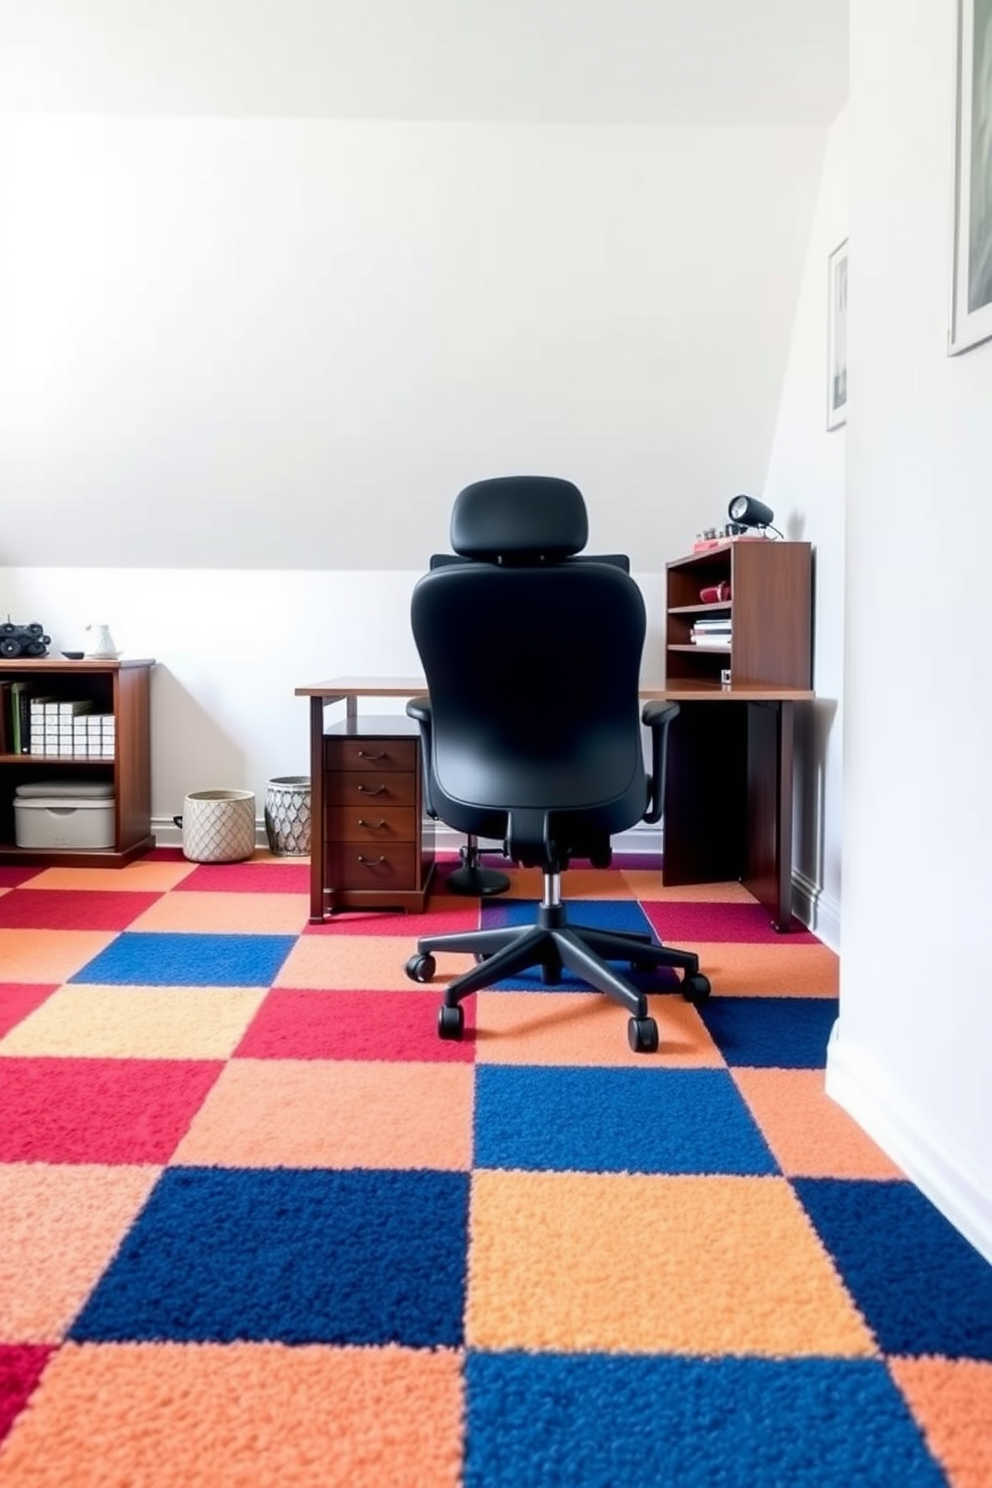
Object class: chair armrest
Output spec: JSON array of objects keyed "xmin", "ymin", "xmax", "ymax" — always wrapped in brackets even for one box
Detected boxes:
[
  {"xmin": 406, "ymin": 695, "xmax": 432, "ymax": 725},
  {"xmin": 641, "ymin": 700, "xmax": 680, "ymax": 824},
  {"xmin": 405, "ymin": 695, "xmax": 438, "ymax": 819}
]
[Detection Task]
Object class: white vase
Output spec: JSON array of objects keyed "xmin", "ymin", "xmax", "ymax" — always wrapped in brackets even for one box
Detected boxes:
[{"xmin": 85, "ymin": 624, "xmax": 119, "ymax": 658}]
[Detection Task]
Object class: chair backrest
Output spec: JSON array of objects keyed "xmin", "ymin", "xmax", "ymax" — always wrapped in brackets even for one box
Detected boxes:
[
  {"xmin": 410, "ymin": 477, "xmax": 649, "ymax": 866},
  {"xmin": 428, "ymin": 551, "xmax": 631, "ymax": 574}
]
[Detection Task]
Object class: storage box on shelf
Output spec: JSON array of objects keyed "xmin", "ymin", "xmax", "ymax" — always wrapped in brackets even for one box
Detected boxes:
[
  {"xmin": 0, "ymin": 658, "xmax": 155, "ymax": 866},
  {"xmin": 14, "ymin": 781, "xmax": 116, "ymax": 850},
  {"xmin": 666, "ymin": 539, "xmax": 812, "ymax": 690}
]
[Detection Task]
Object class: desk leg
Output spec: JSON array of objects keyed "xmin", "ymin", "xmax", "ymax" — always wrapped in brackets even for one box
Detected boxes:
[
  {"xmin": 309, "ymin": 696, "xmax": 326, "ymax": 924},
  {"xmin": 743, "ymin": 701, "xmax": 795, "ymax": 931}
]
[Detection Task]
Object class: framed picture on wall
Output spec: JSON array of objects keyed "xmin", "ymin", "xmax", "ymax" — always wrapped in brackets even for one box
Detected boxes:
[
  {"xmin": 949, "ymin": 0, "xmax": 992, "ymax": 354},
  {"xmin": 826, "ymin": 238, "xmax": 848, "ymax": 430}
]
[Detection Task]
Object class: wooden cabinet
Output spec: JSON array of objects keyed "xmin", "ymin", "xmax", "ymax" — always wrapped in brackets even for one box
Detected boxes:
[
  {"xmin": 0, "ymin": 658, "xmax": 155, "ymax": 867},
  {"xmin": 318, "ymin": 716, "xmax": 434, "ymax": 915},
  {"xmin": 666, "ymin": 540, "xmax": 812, "ymax": 690},
  {"xmin": 662, "ymin": 541, "xmax": 812, "ymax": 930}
]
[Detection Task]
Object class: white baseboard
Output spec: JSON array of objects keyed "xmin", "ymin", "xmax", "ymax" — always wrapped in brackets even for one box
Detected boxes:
[
  {"xmin": 434, "ymin": 822, "xmax": 664, "ymax": 858},
  {"xmin": 154, "ymin": 816, "xmax": 835, "ymax": 941},
  {"xmin": 154, "ymin": 819, "xmax": 664, "ymax": 855},
  {"xmin": 154, "ymin": 816, "xmax": 268, "ymax": 849},
  {"xmin": 791, "ymin": 869, "xmax": 841, "ymax": 952},
  {"xmin": 826, "ymin": 1026, "xmax": 992, "ymax": 1265}
]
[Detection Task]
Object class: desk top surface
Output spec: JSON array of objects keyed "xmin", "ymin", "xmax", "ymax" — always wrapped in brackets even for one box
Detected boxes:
[{"xmin": 295, "ymin": 675, "xmax": 814, "ymax": 703}]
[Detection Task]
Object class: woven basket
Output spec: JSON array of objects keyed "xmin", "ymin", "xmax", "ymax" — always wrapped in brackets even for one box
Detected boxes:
[
  {"xmin": 264, "ymin": 776, "xmax": 311, "ymax": 857},
  {"xmin": 177, "ymin": 789, "xmax": 256, "ymax": 863}
]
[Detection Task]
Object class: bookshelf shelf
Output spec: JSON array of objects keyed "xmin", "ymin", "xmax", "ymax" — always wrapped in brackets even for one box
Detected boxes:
[
  {"xmin": 666, "ymin": 540, "xmax": 811, "ymax": 689},
  {"xmin": 0, "ymin": 754, "xmax": 110, "ymax": 766},
  {"xmin": 0, "ymin": 658, "xmax": 156, "ymax": 867}
]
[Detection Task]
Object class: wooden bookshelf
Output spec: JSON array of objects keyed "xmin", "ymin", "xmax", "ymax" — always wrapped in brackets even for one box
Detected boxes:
[
  {"xmin": 666, "ymin": 539, "xmax": 812, "ymax": 690},
  {"xmin": 662, "ymin": 540, "xmax": 812, "ymax": 929},
  {"xmin": 0, "ymin": 658, "xmax": 155, "ymax": 866}
]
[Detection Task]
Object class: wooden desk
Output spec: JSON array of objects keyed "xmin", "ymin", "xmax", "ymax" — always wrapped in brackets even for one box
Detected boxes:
[
  {"xmin": 642, "ymin": 681, "xmax": 813, "ymax": 931},
  {"xmin": 297, "ymin": 676, "xmax": 811, "ymax": 930}
]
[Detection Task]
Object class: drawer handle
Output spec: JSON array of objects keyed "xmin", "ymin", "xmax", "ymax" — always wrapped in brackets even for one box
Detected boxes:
[
  {"xmin": 358, "ymin": 750, "xmax": 387, "ymax": 761},
  {"xmin": 357, "ymin": 854, "xmax": 386, "ymax": 866},
  {"xmin": 357, "ymin": 784, "xmax": 386, "ymax": 796},
  {"xmin": 357, "ymin": 818, "xmax": 386, "ymax": 829}
]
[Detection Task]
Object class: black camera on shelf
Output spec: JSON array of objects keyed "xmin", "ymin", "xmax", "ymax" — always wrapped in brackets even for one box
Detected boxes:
[{"xmin": 0, "ymin": 620, "xmax": 51, "ymax": 659}]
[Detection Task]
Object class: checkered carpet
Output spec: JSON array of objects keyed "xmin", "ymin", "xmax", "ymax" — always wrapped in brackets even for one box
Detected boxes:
[{"xmin": 1, "ymin": 849, "xmax": 990, "ymax": 1486}]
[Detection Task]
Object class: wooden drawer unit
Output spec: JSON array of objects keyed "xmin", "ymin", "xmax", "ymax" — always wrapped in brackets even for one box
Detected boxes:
[
  {"xmin": 325, "ymin": 842, "xmax": 420, "ymax": 890},
  {"xmin": 324, "ymin": 737, "xmax": 417, "ymax": 774},
  {"xmin": 325, "ymin": 805, "xmax": 418, "ymax": 842},
  {"xmin": 316, "ymin": 715, "xmax": 434, "ymax": 916},
  {"xmin": 324, "ymin": 771, "xmax": 418, "ymax": 807}
]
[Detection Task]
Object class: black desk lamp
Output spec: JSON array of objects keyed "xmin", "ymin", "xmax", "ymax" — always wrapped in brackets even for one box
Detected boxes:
[{"xmin": 728, "ymin": 495, "xmax": 782, "ymax": 537}]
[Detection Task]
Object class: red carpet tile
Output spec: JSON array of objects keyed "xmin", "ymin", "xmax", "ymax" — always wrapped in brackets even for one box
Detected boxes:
[
  {"xmin": 0, "ymin": 1058, "xmax": 224, "ymax": 1164},
  {"xmin": 0, "ymin": 986, "xmax": 59, "ymax": 1040},
  {"xmin": 0, "ymin": 850, "xmax": 989, "ymax": 1488},
  {"xmin": 0, "ymin": 1347, "xmax": 55, "ymax": 1439},
  {"xmin": 175, "ymin": 861, "xmax": 311, "ymax": 894},
  {"xmin": 0, "ymin": 890, "xmax": 163, "ymax": 932},
  {"xmin": 234, "ymin": 987, "xmax": 477, "ymax": 1062}
]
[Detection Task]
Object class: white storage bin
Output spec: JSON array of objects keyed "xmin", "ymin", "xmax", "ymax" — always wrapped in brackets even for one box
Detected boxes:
[
  {"xmin": 15, "ymin": 779, "xmax": 114, "ymax": 800},
  {"xmin": 14, "ymin": 796, "xmax": 115, "ymax": 850}
]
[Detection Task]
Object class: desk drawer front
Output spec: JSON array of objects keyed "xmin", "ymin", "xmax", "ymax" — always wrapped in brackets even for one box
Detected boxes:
[
  {"xmin": 325, "ymin": 772, "xmax": 417, "ymax": 807},
  {"xmin": 325, "ymin": 805, "xmax": 417, "ymax": 843},
  {"xmin": 324, "ymin": 738, "xmax": 417, "ymax": 773},
  {"xmin": 326, "ymin": 843, "xmax": 418, "ymax": 889}
]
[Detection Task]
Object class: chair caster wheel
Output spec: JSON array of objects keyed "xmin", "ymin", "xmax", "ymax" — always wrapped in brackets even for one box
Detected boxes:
[
  {"xmin": 682, "ymin": 972, "xmax": 711, "ymax": 1005},
  {"xmin": 628, "ymin": 1016, "xmax": 659, "ymax": 1054},
  {"xmin": 438, "ymin": 1005, "xmax": 464, "ymax": 1040},
  {"xmin": 406, "ymin": 953, "xmax": 436, "ymax": 984}
]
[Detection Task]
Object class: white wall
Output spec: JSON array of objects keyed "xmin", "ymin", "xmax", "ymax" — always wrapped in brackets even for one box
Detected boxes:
[
  {"xmin": 0, "ymin": 117, "xmax": 823, "ymax": 570},
  {"xmin": 763, "ymin": 109, "xmax": 849, "ymax": 950},
  {"xmin": 828, "ymin": 0, "xmax": 992, "ymax": 1261},
  {"xmin": 0, "ymin": 112, "xmax": 831, "ymax": 853},
  {"xmin": 0, "ymin": 564, "xmax": 668, "ymax": 834}
]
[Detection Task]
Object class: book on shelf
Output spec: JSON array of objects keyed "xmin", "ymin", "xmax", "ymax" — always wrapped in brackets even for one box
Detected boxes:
[
  {"xmin": 1, "ymin": 689, "xmax": 100, "ymax": 755},
  {"xmin": 27, "ymin": 696, "xmax": 57, "ymax": 754},
  {"xmin": 10, "ymin": 682, "xmax": 30, "ymax": 753},
  {"xmin": 690, "ymin": 619, "xmax": 732, "ymax": 646}
]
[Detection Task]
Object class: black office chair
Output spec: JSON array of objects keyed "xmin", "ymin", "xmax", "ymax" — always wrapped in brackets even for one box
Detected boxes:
[
  {"xmin": 404, "ymin": 476, "xmax": 710, "ymax": 1053},
  {"xmin": 427, "ymin": 547, "xmax": 634, "ymax": 900}
]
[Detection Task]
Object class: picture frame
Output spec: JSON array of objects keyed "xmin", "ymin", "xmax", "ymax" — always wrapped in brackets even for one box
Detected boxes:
[
  {"xmin": 949, "ymin": 0, "xmax": 992, "ymax": 355},
  {"xmin": 826, "ymin": 238, "xmax": 848, "ymax": 431}
]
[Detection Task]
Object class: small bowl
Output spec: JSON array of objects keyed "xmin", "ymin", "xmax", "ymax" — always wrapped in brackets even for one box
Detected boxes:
[{"xmin": 61, "ymin": 651, "xmax": 85, "ymax": 660}]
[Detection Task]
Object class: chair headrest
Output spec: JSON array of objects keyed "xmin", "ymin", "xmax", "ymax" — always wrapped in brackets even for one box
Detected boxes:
[{"xmin": 450, "ymin": 476, "xmax": 588, "ymax": 561}]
